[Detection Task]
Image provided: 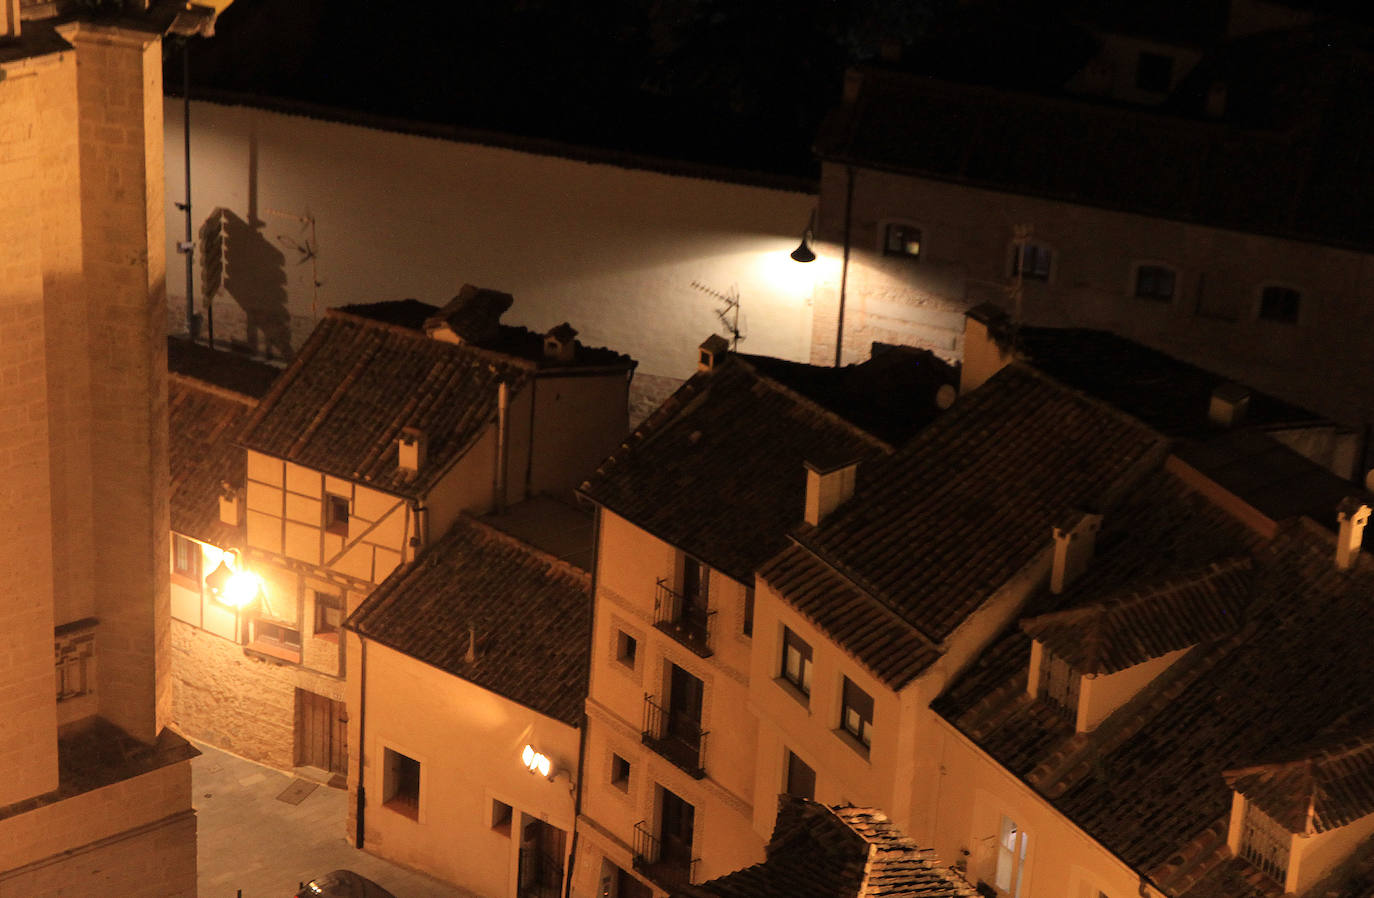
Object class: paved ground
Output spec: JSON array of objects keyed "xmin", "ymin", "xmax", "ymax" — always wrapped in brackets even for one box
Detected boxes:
[{"xmin": 194, "ymin": 741, "xmax": 477, "ymax": 898}]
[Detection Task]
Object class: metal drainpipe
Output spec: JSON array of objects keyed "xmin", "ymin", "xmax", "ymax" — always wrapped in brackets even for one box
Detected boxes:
[
  {"xmin": 182, "ymin": 40, "xmax": 195, "ymax": 341},
  {"xmin": 355, "ymin": 634, "xmax": 368, "ymax": 849},
  {"xmin": 834, "ymin": 164, "xmax": 855, "ymax": 368}
]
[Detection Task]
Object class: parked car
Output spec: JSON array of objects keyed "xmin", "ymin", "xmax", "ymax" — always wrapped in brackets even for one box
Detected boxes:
[{"xmin": 295, "ymin": 870, "xmax": 398, "ymax": 898}]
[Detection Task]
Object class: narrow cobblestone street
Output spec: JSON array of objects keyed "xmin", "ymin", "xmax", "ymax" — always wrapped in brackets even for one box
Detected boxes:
[{"xmin": 194, "ymin": 741, "xmax": 477, "ymax": 898}]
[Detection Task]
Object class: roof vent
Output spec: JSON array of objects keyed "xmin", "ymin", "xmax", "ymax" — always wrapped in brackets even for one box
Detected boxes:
[
  {"xmin": 218, "ymin": 480, "xmax": 242, "ymax": 527},
  {"xmin": 398, "ymin": 427, "xmax": 426, "ymax": 474},
  {"xmin": 1208, "ymin": 383, "xmax": 1250, "ymax": 428},
  {"xmin": 544, "ymin": 322, "xmax": 578, "ymax": 363},
  {"xmin": 1051, "ymin": 510, "xmax": 1103, "ymax": 594},
  {"xmin": 804, "ymin": 455, "xmax": 859, "ymax": 527},
  {"xmin": 698, "ymin": 334, "xmax": 730, "ymax": 372},
  {"xmin": 465, "ymin": 627, "xmax": 478, "ymax": 664},
  {"xmin": 1336, "ymin": 497, "xmax": 1371, "ymax": 571},
  {"xmin": 424, "ymin": 284, "xmax": 513, "ymax": 346}
]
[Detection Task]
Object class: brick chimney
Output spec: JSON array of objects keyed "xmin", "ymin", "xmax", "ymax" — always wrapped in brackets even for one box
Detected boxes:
[
  {"xmin": 218, "ymin": 480, "xmax": 242, "ymax": 527},
  {"xmin": 698, "ymin": 334, "xmax": 730, "ymax": 372},
  {"xmin": 960, "ymin": 304, "xmax": 1017, "ymax": 395},
  {"xmin": 1208, "ymin": 383, "xmax": 1250, "ymax": 428},
  {"xmin": 398, "ymin": 427, "xmax": 427, "ymax": 475},
  {"xmin": 804, "ymin": 455, "xmax": 859, "ymax": 526},
  {"xmin": 544, "ymin": 323, "xmax": 578, "ymax": 364},
  {"xmin": 1051, "ymin": 510, "xmax": 1103, "ymax": 593},
  {"xmin": 1336, "ymin": 498, "xmax": 1371, "ymax": 571}
]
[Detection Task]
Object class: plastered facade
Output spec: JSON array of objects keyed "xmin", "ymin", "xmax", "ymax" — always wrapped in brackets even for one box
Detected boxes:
[
  {"xmin": 810, "ymin": 162, "xmax": 1374, "ymax": 435},
  {"xmin": 162, "ymin": 99, "xmax": 817, "ymax": 395}
]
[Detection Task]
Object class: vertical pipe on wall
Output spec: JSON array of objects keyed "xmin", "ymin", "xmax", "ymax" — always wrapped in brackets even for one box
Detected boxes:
[
  {"xmin": 495, "ymin": 381, "xmax": 510, "ymax": 512},
  {"xmin": 354, "ymin": 635, "xmax": 368, "ymax": 849},
  {"xmin": 182, "ymin": 40, "xmax": 196, "ymax": 341},
  {"xmin": 834, "ymin": 165, "xmax": 855, "ymax": 368}
]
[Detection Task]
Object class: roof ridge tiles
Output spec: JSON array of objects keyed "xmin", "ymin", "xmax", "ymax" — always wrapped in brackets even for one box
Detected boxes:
[
  {"xmin": 464, "ymin": 513, "xmax": 593, "ymax": 589},
  {"xmin": 167, "ymin": 370, "xmax": 260, "ymax": 407}
]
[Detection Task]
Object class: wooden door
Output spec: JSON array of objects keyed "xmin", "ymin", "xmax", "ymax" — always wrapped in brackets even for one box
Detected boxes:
[{"xmin": 294, "ymin": 688, "xmax": 348, "ymax": 774}]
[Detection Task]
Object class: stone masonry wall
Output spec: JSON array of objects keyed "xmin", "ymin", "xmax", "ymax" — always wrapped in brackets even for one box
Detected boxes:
[
  {"xmin": 171, "ymin": 618, "xmax": 345, "ymax": 771},
  {"xmin": 0, "ymin": 810, "xmax": 196, "ymax": 898},
  {"xmin": 0, "ymin": 49, "xmax": 61, "ymax": 807}
]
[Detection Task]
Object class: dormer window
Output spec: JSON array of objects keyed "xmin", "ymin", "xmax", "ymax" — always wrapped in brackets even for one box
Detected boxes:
[
  {"xmin": 1036, "ymin": 650, "xmax": 1080, "ymax": 719},
  {"xmin": 1240, "ymin": 802, "xmax": 1290, "ymax": 885}
]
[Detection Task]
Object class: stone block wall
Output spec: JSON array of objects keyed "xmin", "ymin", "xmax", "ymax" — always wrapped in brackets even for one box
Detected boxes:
[{"xmin": 0, "ymin": 810, "xmax": 196, "ymax": 898}]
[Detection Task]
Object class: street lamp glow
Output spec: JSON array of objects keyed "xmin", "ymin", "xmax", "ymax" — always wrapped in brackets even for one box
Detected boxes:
[{"xmin": 522, "ymin": 744, "xmax": 551, "ymax": 778}]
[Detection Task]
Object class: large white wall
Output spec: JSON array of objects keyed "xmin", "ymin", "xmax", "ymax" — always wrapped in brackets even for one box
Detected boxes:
[{"xmin": 163, "ymin": 98, "xmax": 818, "ymax": 406}]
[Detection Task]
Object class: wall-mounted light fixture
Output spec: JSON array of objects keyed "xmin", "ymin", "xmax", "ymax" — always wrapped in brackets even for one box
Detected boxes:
[
  {"xmin": 521, "ymin": 744, "xmax": 553, "ymax": 778},
  {"xmin": 790, "ymin": 211, "xmax": 817, "ymax": 263},
  {"xmin": 204, "ymin": 549, "xmax": 266, "ymax": 609}
]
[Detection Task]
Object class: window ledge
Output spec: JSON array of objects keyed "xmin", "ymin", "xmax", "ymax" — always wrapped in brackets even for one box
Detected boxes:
[
  {"xmin": 245, "ymin": 643, "xmax": 301, "ymax": 665},
  {"xmin": 832, "ymin": 727, "xmax": 871, "ymax": 763},
  {"xmin": 384, "ymin": 796, "xmax": 419, "ymax": 821},
  {"xmin": 774, "ymin": 676, "xmax": 811, "ymax": 712}
]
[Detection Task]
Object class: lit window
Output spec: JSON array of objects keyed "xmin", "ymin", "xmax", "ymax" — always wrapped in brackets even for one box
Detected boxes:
[
  {"xmin": 1134, "ymin": 264, "xmax": 1176, "ymax": 301},
  {"xmin": 324, "ymin": 493, "xmax": 350, "ymax": 536},
  {"xmin": 615, "ymin": 630, "xmax": 637, "ymax": 668},
  {"xmin": 1012, "ymin": 243, "xmax": 1053, "ymax": 282},
  {"xmin": 383, "ymin": 748, "xmax": 421, "ymax": 819},
  {"xmin": 1259, "ymin": 286, "xmax": 1301, "ymax": 324},
  {"xmin": 254, "ymin": 620, "xmax": 301, "ymax": 652},
  {"xmin": 884, "ymin": 223, "xmax": 922, "ymax": 260},
  {"xmin": 840, "ymin": 677, "xmax": 873, "ymax": 748},
  {"xmin": 314, "ymin": 590, "xmax": 343, "ymax": 637},
  {"xmin": 995, "ymin": 816, "xmax": 1029, "ymax": 897},
  {"xmin": 785, "ymin": 749, "xmax": 815, "ymax": 800},
  {"xmin": 611, "ymin": 754, "xmax": 631, "ymax": 791},
  {"xmin": 781, "ymin": 627, "xmax": 812, "ymax": 697},
  {"xmin": 172, "ymin": 534, "xmax": 202, "ymax": 583}
]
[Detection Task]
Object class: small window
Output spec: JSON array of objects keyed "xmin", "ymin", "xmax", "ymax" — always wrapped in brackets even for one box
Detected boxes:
[
  {"xmin": 742, "ymin": 588, "xmax": 755, "ymax": 638},
  {"xmin": 172, "ymin": 534, "xmax": 201, "ymax": 583},
  {"xmin": 491, "ymin": 798, "xmax": 513, "ymax": 835},
  {"xmin": 1135, "ymin": 51, "xmax": 1174, "ymax": 92},
  {"xmin": 995, "ymin": 816, "xmax": 1029, "ymax": 898},
  {"xmin": 840, "ymin": 677, "xmax": 874, "ymax": 748},
  {"xmin": 1259, "ymin": 286, "xmax": 1301, "ymax": 324},
  {"xmin": 314, "ymin": 590, "xmax": 343, "ymax": 637},
  {"xmin": 1134, "ymin": 264, "xmax": 1175, "ymax": 301},
  {"xmin": 383, "ymin": 748, "xmax": 421, "ymax": 819},
  {"xmin": 682, "ymin": 556, "xmax": 709, "ymax": 603},
  {"xmin": 1011, "ymin": 243, "xmax": 1053, "ymax": 282},
  {"xmin": 883, "ymin": 223, "xmax": 922, "ymax": 260},
  {"xmin": 611, "ymin": 754, "xmax": 631, "ymax": 791},
  {"xmin": 1037, "ymin": 650, "xmax": 1080, "ymax": 719},
  {"xmin": 615, "ymin": 630, "xmax": 637, "ymax": 668},
  {"xmin": 1240, "ymin": 801, "xmax": 1291, "ymax": 884},
  {"xmin": 254, "ymin": 620, "xmax": 301, "ymax": 652},
  {"xmin": 784, "ymin": 749, "xmax": 815, "ymax": 800},
  {"xmin": 324, "ymin": 493, "xmax": 350, "ymax": 536},
  {"xmin": 780, "ymin": 627, "xmax": 813, "ymax": 697},
  {"xmin": 55, "ymin": 636, "xmax": 94, "ymax": 701}
]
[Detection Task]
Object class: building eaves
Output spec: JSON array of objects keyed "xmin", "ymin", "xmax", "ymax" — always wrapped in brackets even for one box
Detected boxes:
[{"xmin": 168, "ymin": 371, "xmax": 255, "ymax": 550}]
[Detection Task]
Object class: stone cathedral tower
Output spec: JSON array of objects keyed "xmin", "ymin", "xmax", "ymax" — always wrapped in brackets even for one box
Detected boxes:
[{"xmin": 0, "ymin": 0, "xmax": 211, "ymax": 893}]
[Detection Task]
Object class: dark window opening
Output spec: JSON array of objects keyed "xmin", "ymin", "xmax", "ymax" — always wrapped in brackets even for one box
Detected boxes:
[
  {"xmin": 1012, "ymin": 244, "xmax": 1053, "ymax": 281},
  {"xmin": 611, "ymin": 754, "xmax": 631, "ymax": 791},
  {"xmin": 314, "ymin": 590, "xmax": 343, "ymax": 636},
  {"xmin": 616, "ymin": 630, "xmax": 637, "ymax": 667},
  {"xmin": 785, "ymin": 749, "xmax": 816, "ymax": 800},
  {"xmin": 1134, "ymin": 265, "xmax": 1176, "ymax": 301},
  {"xmin": 884, "ymin": 223, "xmax": 922, "ymax": 259},
  {"xmin": 781, "ymin": 627, "xmax": 813, "ymax": 697},
  {"xmin": 383, "ymin": 748, "xmax": 421, "ymax": 819},
  {"xmin": 840, "ymin": 676, "xmax": 874, "ymax": 748},
  {"xmin": 325, "ymin": 493, "xmax": 350, "ymax": 536},
  {"xmin": 742, "ymin": 588, "xmax": 754, "ymax": 638},
  {"xmin": 1259, "ymin": 286, "xmax": 1301, "ymax": 324}
]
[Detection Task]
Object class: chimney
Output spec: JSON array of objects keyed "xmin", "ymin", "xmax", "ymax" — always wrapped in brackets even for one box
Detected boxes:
[
  {"xmin": 1208, "ymin": 383, "xmax": 1250, "ymax": 428},
  {"xmin": 218, "ymin": 480, "xmax": 242, "ymax": 527},
  {"xmin": 804, "ymin": 455, "xmax": 859, "ymax": 527},
  {"xmin": 543, "ymin": 322, "xmax": 578, "ymax": 364},
  {"xmin": 398, "ymin": 426, "xmax": 426, "ymax": 474},
  {"xmin": 1336, "ymin": 498, "xmax": 1371, "ymax": 571},
  {"xmin": 465, "ymin": 627, "xmax": 478, "ymax": 664},
  {"xmin": 424, "ymin": 284, "xmax": 513, "ymax": 346},
  {"xmin": 1051, "ymin": 510, "xmax": 1103, "ymax": 593},
  {"xmin": 960, "ymin": 304, "xmax": 1017, "ymax": 395},
  {"xmin": 698, "ymin": 334, "xmax": 730, "ymax": 372}
]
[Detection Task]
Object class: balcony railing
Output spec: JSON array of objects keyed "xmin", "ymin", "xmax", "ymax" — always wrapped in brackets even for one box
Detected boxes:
[
  {"xmin": 632, "ymin": 821, "xmax": 698, "ymax": 890},
  {"xmin": 642, "ymin": 694, "xmax": 707, "ymax": 779},
  {"xmin": 517, "ymin": 848, "xmax": 564, "ymax": 898},
  {"xmin": 654, "ymin": 579, "xmax": 715, "ymax": 657}
]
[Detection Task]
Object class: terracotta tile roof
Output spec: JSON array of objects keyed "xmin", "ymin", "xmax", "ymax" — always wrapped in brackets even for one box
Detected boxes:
[
  {"xmin": 579, "ymin": 354, "xmax": 892, "ymax": 584},
  {"xmin": 680, "ymin": 798, "xmax": 976, "ymax": 898},
  {"xmin": 167, "ymin": 337, "xmax": 281, "ymax": 399},
  {"xmin": 1020, "ymin": 557, "xmax": 1253, "ymax": 675},
  {"xmin": 346, "ymin": 514, "xmax": 591, "ymax": 726},
  {"xmin": 237, "ymin": 310, "xmax": 533, "ymax": 499},
  {"xmin": 168, "ymin": 370, "xmax": 259, "ymax": 550},
  {"xmin": 759, "ymin": 544, "xmax": 940, "ymax": 690},
  {"xmin": 936, "ymin": 478, "xmax": 1374, "ymax": 895},
  {"xmin": 1225, "ymin": 735, "xmax": 1374, "ymax": 833},
  {"xmin": 788, "ymin": 363, "xmax": 1168, "ymax": 645}
]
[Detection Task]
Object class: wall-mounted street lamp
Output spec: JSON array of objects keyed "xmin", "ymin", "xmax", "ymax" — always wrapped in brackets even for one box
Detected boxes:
[
  {"xmin": 790, "ymin": 211, "xmax": 817, "ymax": 263},
  {"xmin": 521, "ymin": 744, "xmax": 553, "ymax": 779},
  {"xmin": 204, "ymin": 549, "xmax": 266, "ymax": 609}
]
